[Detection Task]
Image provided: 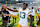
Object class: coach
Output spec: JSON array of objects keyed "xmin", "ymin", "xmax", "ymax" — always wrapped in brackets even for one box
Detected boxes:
[{"xmin": 1, "ymin": 5, "xmax": 10, "ymax": 27}]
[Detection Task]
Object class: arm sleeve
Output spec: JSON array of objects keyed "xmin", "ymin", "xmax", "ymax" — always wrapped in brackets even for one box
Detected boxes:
[
  {"xmin": 0, "ymin": 11, "xmax": 2, "ymax": 14},
  {"xmin": 7, "ymin": 11, "xmax": 10, "ymax": 14}
]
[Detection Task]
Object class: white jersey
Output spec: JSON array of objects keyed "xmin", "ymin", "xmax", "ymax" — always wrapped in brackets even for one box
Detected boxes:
[
  {"xmin": 8, "ymin": 10, "xmax": 17, "ymax": 15},
  {"xmin": 37, "ymin": 9, "xmax": 40, "ymax": 15},
  {"xmin": 7, "ymin": 8, "xmax": 18, "ymax": 16},
  {"xmin": 7, "ymin": 7, "xmax": 18, "ymax": 15},
  {"xmin": 31, "ymin": 9, "xmax": 35, "ymax": 16},
  {"xmin": 12, "ymin": 9, "xmax": 18, "ymax": 15},
  {"xmin": 19, "ymin": 8, "xmax": 30, "ymax": 26}
]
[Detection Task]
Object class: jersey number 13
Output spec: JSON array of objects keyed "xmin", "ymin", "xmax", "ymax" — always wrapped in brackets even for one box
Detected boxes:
[{"xmin": 20, "ymin": 12, "xmax": 26, "ymax": 19}]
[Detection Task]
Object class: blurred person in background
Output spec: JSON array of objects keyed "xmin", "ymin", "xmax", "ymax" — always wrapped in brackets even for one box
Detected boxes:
[
  {"xmin": 29, "ymin": 7, "xmax": 35, "ymax": 27},
  {"xmin": 37, "ymin": 7, "xmax": 40, "ymax": 26},
  {"xmin": 13, "ymin": 7, "xmax": 17, "ymax": 24},
  {"xmin": 1, "ymin": 5, "xmax": 10, "ymax": 27},
  {"xmin": 34, "ymin": 7, "xmax": 40, "ymax": 27}
]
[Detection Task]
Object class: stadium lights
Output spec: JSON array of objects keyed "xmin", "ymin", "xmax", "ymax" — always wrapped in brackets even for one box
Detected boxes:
[
  {"xmin": 16, "ymin": 0, "xmax": 18, "ymax": 1},
  {"xmin": 30, "ymin": 3, "xmax": 32, "ymax": 4}
]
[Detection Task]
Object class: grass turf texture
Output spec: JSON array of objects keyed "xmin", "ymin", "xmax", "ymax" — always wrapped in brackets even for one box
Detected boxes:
[
  {"xmin": 0, "ymin": 15, "xmax": 33, "ymax": 27},
  {"xmin": 0, "ymin": 13, "xmax": 39, "ymax": 27},
  {"xmin": 0, "ymin": 14, "xmax": 20, "ymax": 27},
  {"xmin": 34, "ymin": 12, "xmax": 40, "ymax": 27}
]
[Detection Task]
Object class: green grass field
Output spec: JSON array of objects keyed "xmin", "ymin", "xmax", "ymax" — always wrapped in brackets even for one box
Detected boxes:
[
  {"xmin": 0, "ymin": 14, "xmax": 20, "ymax": 27},
  {"xmin": 0, "ymin": 14, "xmax": 30, "ymax": 27},
  {"xmin": 0, "ymin": 13, "xmax": 40, "ymax": 27},
  {"xmin": 34, "ymin": 12, "xmax": 40, "ymax": 27}
]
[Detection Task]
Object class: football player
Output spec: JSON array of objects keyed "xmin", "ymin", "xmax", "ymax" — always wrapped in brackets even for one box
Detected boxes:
[{"xmin": 3, "ymin": 3, "xmax": 33, "ymax": 27}]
